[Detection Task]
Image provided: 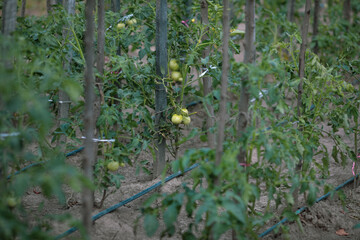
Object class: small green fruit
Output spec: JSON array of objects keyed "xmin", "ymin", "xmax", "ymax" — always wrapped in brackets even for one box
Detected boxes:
[
  {"xmin": 171, "ymin": 114, "xmax": 183, "ymax": 124},
  {"xmin": 169, "ymin": 59, "xmax": 180, "ymax": 71},
  {"xmin": 182, "ymin": 116, "xmax": 191, "ymax": 125},
  {"xmin": 7, "ymin": 197, "xmax": 17, "ymax": 208},
  {"xmin": 117, "ymin": 23, "xmax": 125, "ymax": 30},
  {"xmin": 171, "ymin": 71, "xmax": 182, "ymax": 82},
  {"xmin": 126, "ymin": 19, "xmax": 137, "ymax": 25},
  {"xmin": 107, "ymin": 161, "xmax": 120, "ymax": 171},
  {"xmin": 181, "ymin": 108, "xmax": 188, "ymax": 116}
]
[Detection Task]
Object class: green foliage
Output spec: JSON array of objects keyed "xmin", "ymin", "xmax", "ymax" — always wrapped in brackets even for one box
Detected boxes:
[
  {"xmin": 1, "ymin": 0, "xmax": 359, "ymax": 239},
  {"xmin": 0, "ymin": 32, "xmax": 87, "ymax": 238},
  {"xmin": 142, "ymin": 0, "xmax": 360, "ymax": 239}
]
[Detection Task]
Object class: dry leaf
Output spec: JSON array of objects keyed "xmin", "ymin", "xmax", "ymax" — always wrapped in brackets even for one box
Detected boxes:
[{"xmin": 335, "ymin": 228, "xmax": 349, "ymax": 236}]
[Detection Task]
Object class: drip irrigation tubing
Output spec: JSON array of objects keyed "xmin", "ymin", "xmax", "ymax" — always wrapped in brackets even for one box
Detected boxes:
[
  {"xmin": 258, "ymin": 173, "xmax": 360, "ymax": 238},
  {"xmin": 55, "ymin": 162, "xmax": 200, "ymax": 239},
  {"xmin": 6, "ymin": 147, "xmax": 84, "ymax": 180}
]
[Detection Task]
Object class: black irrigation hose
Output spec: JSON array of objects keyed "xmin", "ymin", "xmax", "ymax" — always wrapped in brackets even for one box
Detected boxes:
[
  {"xmin": 258, "ymin": 173, "xmax": 360, "ymax": 238},
  {"xmin": 55, "ymin": 162, "xmax": 200, "ymax": 239}
]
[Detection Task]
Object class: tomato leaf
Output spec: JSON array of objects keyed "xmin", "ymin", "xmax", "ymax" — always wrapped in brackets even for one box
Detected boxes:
[
  {"xmin": 144, "ymin": 214, "xmax": 159, "ymax": 237},
  {"xmin": 163, "ymin": 203, "xmax": 178, "ymax": 228}
]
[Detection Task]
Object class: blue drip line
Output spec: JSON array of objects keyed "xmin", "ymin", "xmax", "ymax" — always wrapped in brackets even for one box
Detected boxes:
[
  {"xmin": 6, "ymin": 161, "xmax": 46, "ymax": 180},
  {"xmin": 258, "ymin": 173, "xmax": 360, "ymax": 238},
  {"xmin": 6, "ymin": 146, "xmax": 84, "ymax": 180},
  {"xmin": 65, "ymin": 147, "xmax": 85, "ymax": 157},
  {"xmin": 55, "ymin": 162, "xmax": 200, "ymax": 239}
]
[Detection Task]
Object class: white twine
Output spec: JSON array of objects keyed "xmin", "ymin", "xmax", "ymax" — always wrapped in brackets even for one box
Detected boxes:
[
  {"xmin": 81, "ymin": 136, "xmax": 115, "ymax": 143},
  {"xmin": 250, "ymin": 89, "xmax": 268, "ymax": 103},
  {"xmin": 199, "ymin": 65, "xmax": 217, "ymax": 78},
  {"xmin": 48, "ymin": 100, "xmax": 72, "ymax": 104},
  {"xmin": 0, "ymin": 132, "xmax": 20, "ymax": 140}
]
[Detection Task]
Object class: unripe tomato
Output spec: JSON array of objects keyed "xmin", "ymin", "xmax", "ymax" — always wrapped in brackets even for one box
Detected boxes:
[
  {"xmin": 181, "ymin": 108, "xmax": 188, "ymax": 115},
  {"xmin": 127, "ymin": 19, "xmax": 137, "ymax": 25},
  {"xmin": 7, "ymin": 197, "xmax": 17, "ymax": 208},
  {"xmin": 171, "ymin": 71, "xmax": 182, "ymax": 82},
  {"xmin": 171, "ymin": 114, "xmax": 183, "ymax": 124},
  {"xmin": 169, "ymin": 59, "xmax": 179, "ymax": 71},
  {"xmin": 107, "ymin": 161, "xmax": 120, "ymax": 171},
  {"xmin": 120, "ymin": 163, "xmax": 125, "ymax": 167},
  {"xmin": 178, "ymin": 77, "xmax": 183, "ymax": 82},
  {"xmin": 182, "ymin": 116, "xmax": 191, "ymax": 125},
  {"xmin": 117, "ymin": 23, "xmax": 125, "ymax": 30}
]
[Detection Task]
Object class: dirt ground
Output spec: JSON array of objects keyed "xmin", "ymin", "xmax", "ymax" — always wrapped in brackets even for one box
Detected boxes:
[{"xmin": 20, "ymin": 100, "xmax": 360, "ymax": 240}]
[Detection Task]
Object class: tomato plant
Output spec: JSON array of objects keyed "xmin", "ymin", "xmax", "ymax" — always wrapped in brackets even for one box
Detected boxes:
[{"xmin": 1, "ymin": 0, "xmax": 360, "ymax": 239}]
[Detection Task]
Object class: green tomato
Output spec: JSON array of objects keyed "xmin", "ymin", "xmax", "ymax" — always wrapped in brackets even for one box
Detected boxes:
[
  {"xmin": 171, "ymin": 71, "xmax": 182, "ymax": 82},
  {"xmin": 181, "ymin": 108, "xmax": 188, "ymax": 116},
  {"xmin": 169, "ymin": 59, "xmax": 179, "ymax": 71},
  {"xmin": 126, "ymin": 19, "xmax": 137, "ymax": 25},
  {"xmin": 107, "ymin": 161, "xmax": 120, "ymax": 171},
  {"xmin": 171, "ymin": 114, "xmax": 183, "ymax": 124},
  {"xmin": 7, "ymin": 197, "xmax": 17, "ymax": 208},
  {"xmin": 117, "ymin": 23, "xmax": 125, "ymax": 30},
  {"xmin": 182, "ymin": 116, "xmax": 191, "ymax": 125}
]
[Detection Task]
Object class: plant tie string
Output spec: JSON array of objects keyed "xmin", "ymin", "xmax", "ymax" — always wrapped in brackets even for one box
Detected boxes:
[
  {"xmin": 81, "ymin": 136, "xmax": 115, "ymax": 143},
  {"xmin": 0, "ymin": 132, "xmax": 20, "ymax": 140},
  {"xmin": 353, "ymin": 162, "xmax": 356, "ymax": 176},
  {"xmin": 353, "ymin": 155, "xmax": 359, "ymax": 176},
  {"xmin": 48, "ymin": 100, "xmax": 72, "ymax": 104}
]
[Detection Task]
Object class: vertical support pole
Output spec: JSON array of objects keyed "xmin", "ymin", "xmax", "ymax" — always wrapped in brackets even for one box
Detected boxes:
[
  {"xmin": 237, "ymin": 0, "xmax": 255, "ymax": 166},
  {"xmin": 313, "ymin": 0, "xmax": 320, "ymax": 54},
  {"xmin": 94, "ymin": 0, "xmax": 105, "ymax": 131},
  {"xmin": 111, "ymin": 0, "xmax": 121, "ymax": 56},
  {"xmin": 215, "ymin": 0, "xmax": 230, "ymax": 167},
  {"xmin": 343, "ymin": 0, "xmax": 351, "ymax": 23},
  {"xmin": 287, "ymin": 0, "xmax": 295, "ymax": 22},
  {"xmin": 2, "ymin": 0, "xmax": 17, "ymax": 35},
  {"xmin": 83, "ymin": 0, "xmax": 96, "ymax": 237},
  {"xmin": 21, "ymin": 0, "xmax": 26, "ymax": 17},
  {"xmin": 0, "ymin": 0, "xmax": 17, "ymax": 179},
  {"xmin": 58, "ymin": 0, "xmax": 76, "ymax": 150},
  {"xmin": 154, "ymin": 0, "xmax": 168, "ymax": 178},
  {"xmin": 112, "ymin": 0, "xmax": 120, "ymax": 12}
]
